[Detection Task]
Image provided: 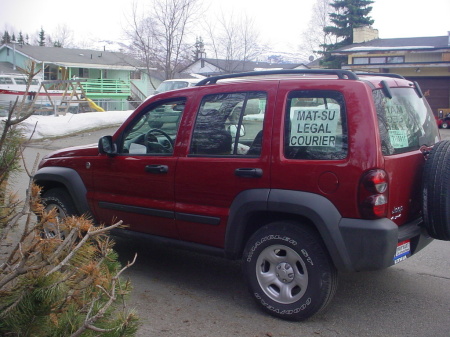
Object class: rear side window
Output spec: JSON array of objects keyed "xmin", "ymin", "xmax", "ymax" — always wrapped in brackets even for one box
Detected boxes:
[
  {"xmin": 284, "ymin": 90, "xmax": 347, "ymax": 160},
  {"xmin": 373, "ymin": 88, "xmax": 439, "ymax": 155},
  {"xmin": 190, "ymin": 92, "xmax": 267, "ymax": 156}
]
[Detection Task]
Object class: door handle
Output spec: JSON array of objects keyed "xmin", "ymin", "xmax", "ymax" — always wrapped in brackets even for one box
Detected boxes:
[
  {"xmin": 145, "ymin": 165, "xmax": 169, "ymax": 174},
  {"xmin": 234, "ymin": 168, "xmax": 263, "ymax": 178}
]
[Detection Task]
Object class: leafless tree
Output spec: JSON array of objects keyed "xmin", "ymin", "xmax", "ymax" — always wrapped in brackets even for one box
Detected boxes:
[
  {"xmin": 203, "ymin": 12, "xmax": 262, "ymax": 71},
  {"xmin": 300, "ymin": 0, "xmax": 337, "ymax": 59},
  {"xmin": 126, "ymin": 0, "xmax": 201, "ymax": 83},
  {"xmin": 49, "ymin": 24, "xmax": 75, "ymax": 48}
]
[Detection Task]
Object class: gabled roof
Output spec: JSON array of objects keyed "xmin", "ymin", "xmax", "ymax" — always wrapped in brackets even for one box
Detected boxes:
[
  {"xmin": 182, "ymin": 57, "xmax": 308, "ymax": 75},
  {"xmin": 333, "ymin": 35, "xmax": 450, "ymax": 54},
  {"xmin": 0, "ymin": 44, "xmax": 144, "ymax": 70}
]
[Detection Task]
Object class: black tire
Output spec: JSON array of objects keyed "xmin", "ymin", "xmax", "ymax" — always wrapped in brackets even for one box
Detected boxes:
[
  {"xmin": 41, "ymin": 188, "xmax": 78, "ymax": 239},
  {"xmin": 442, "ymin": 122, "xmax": 449, "ymax": 129},
  {"xmin": 242, "ymin": 221, "xmax": 338, "ymax": 321},
  {"xmin": 423, "ymin": 140, "xmax": 450, "ymax": 240}
]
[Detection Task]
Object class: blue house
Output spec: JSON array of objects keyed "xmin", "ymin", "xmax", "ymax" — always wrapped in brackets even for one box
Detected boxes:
[{"xmin": 0, "ymin": 43, "xmax": 161, "ymax": 110}]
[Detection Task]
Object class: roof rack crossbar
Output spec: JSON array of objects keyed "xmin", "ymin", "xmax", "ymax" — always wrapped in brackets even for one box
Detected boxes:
[
  {"xmin": 355, "ymin": 72, "xmax": 406, "ymax": 80},
  {"xmin": 195, "ymin": 69, "xmax": 359, "ymax": 86}
]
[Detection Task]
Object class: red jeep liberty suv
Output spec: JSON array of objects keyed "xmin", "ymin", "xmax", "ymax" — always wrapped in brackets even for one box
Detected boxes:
[{"xmin": 34, "ymin": 70, "xmax": 450, "ymax": 321}]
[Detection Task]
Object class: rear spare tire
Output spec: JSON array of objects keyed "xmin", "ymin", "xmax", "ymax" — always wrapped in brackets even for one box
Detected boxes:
[{"xmin": 423, "ymin": 140, "xmax": 450, "ymax": 240}]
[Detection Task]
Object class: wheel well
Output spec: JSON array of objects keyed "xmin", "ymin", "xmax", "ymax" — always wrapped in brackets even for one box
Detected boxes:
[
  {"xmin": 35, "ymin": 180, "xmax": 67, "ymax": 196},
  {"xmin": 34, "ymin": 181, "xmax": 78, "ymax": 215},
  {"xmin": 239, "ymin": 211, "xmax": 321, "ymax": 257}
]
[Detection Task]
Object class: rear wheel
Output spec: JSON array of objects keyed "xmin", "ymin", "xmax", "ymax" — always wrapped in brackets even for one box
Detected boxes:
[
  {"xmin": 41, "ymin": 188, "xmax": 78, "ymax": 239},
  {"xmin": 242, "ymin": 221, "xmax": 338, "ymax": 321},
  {"xmin": 423, "ymin": 140, "xmax": 450, "ymax": 240}
]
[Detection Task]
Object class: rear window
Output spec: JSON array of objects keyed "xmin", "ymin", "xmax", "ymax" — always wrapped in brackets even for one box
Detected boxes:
[{"xmin": 373, "ymin": 88, "xmax": 439, "ymax": 155}]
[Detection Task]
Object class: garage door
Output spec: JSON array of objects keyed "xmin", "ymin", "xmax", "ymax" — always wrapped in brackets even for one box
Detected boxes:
[{"xmin": 406, "ymin": 77, "xmax": 450, "ymax": 115}]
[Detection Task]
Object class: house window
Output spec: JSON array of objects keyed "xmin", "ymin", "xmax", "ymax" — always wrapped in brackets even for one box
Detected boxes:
[
  {"xmin": 130, "ymin": 70, "xmax": 141, "ymax": 80},
  {"xmin": 369, "ymin": 57, "xmax": 386, "ymax": 64},
  {"xmin": 78, "ymin": 68, "xmax": 89, "ymax": 78},
  {"xmin": 353, "ymin": 56, "xmax": 405, "ymax": 65},
  {"xmin": 354, "ymin": 57, "xmax": 369, "ymax": 64},
  {"xmin": 44, "ymin": 65, "xmax": 58, "ymax": 80},
  {"xmin": 387, "ymin": 56, "xmax": 404, "ymax": 63}
]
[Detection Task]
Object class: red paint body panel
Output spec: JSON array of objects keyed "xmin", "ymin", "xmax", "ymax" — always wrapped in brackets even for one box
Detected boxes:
[{"xmin": 37, "ymin": 73, "xmax": 438, "ymax": 246}]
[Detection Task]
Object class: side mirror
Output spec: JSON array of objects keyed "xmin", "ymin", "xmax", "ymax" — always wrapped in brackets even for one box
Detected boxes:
[{"xmin": 98, "ymin": 136, "xmax": 117, "ymax": 156}]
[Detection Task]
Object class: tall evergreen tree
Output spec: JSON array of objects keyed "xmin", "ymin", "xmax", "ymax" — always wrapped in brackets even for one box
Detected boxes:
[
  {"xmin": 321, "ymin": 0, "xmax": 374, "ymax": 68},
  {"xmin": 1, "ymin": 31, "xmax": 11, "ymax": 44},
  {"xmin": 38, "ymin": 27, "xmax": 46, "ymax": 46},
  {"xmin": 17, "ymin": 32, "xmax": 24, "ymax": 45}
]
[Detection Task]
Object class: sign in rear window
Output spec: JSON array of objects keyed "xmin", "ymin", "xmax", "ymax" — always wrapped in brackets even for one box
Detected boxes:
[
  {"xmin": 284, "ymin": 91, "xmax": 347, "ymax": 160},
  {"xmin": 289, "ymin": 108, "xmax": 339, "ymax": 147}
]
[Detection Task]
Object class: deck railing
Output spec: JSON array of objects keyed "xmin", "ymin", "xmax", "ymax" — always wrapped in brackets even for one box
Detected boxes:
[{"xmin": 81, "ymin": 79, "xmax": 131, "ymax": 97}]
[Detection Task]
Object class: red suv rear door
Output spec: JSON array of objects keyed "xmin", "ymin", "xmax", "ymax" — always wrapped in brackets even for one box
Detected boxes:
[{"xmin": 174, "ymin": 83, "xmax": 278, "ymax": 248}]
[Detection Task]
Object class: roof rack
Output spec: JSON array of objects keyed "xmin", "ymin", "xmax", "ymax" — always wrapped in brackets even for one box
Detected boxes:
[
  {"xmin": 195, "ymin": 69, "xmax": 359, "ymax": 86},
  {"xmin": 355, "ymin": 72, "xmax": 406, "ymax": 80}
]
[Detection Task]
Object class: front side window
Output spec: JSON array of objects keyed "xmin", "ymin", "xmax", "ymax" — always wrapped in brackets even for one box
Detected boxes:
[
  {"xmin": 373, "ymin": 88, "xmax": 439, "ymax": 155},
  {"xmin": 119, "ymin": 99, "xmax": 186, "ymax": 155},
  {"xmin": 190, "ymin": 92, "xmax": 267, "ymax": 156},
  {"xmin": 285, "ymin": 91, "xmax": 347, "ymax": 160}
]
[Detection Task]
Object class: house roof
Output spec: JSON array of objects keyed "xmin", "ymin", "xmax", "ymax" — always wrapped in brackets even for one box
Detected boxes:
[
  {"xmin": 0, "ymin": 44, "xmax": 144, "ymax": 70},
  {"xmin": 182, "ymin": 58, "xmax": 308, "ymax": 75},
  {"xmin": 333, "ymin": 35, "xmax": 450, "ymax": 54}
]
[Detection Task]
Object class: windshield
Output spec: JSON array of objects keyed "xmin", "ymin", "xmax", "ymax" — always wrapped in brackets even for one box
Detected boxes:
[{"xmin": 373, "ymin": 88, "xmax": 439, "ymax": 155}]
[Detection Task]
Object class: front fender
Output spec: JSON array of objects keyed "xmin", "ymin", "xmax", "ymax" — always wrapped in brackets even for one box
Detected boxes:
[{"xmin": 34, "ymin": 167, "xmax": 90, "ymax": 216}]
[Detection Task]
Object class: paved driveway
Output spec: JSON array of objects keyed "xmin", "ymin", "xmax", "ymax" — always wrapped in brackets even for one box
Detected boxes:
[{"xmin": 12, "ymin": 127, "xmax": 450, "ymax": 337}]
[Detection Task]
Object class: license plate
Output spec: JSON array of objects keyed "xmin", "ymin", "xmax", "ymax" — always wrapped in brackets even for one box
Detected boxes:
[{"xmin": 394, "ymin": 240, "xmax": 411, "ymax": 264}]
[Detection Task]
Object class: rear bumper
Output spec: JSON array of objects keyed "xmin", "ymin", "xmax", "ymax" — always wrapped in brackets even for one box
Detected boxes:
[{"xmin": 338, "ymin": 217, "xmax": 433, "ymax": 271}]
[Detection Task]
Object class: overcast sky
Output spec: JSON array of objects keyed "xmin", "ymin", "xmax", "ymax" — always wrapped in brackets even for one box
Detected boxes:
[{"xmin": 1, "ymin": 0, "xmax": 449, "ymax": 53}]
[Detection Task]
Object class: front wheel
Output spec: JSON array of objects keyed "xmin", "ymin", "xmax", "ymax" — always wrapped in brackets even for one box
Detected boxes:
[
  {"xmin": 242, "ymin": 222, "xmax": 338, "ymax": 321},
  {"xmin": 41, "ymin": 188, "xmax": 78, "ymax": 239}
]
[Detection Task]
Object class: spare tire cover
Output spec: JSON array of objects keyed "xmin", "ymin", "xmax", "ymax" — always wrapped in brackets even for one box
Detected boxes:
[{"xmin": 423, "ymin": 140, "xmax": 450, "ymax": 240}]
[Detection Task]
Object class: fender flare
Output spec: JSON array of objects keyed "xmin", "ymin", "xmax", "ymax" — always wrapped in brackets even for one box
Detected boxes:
[
  {"xmin": 224, "ymin": 189, "xmax": 353, "ymax": 270},
  {"xmin": 33, "ymin": 166, "xmax": 90, "ymax": 216}
]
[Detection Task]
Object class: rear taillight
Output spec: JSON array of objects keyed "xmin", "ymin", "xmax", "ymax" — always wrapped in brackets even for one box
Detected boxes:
[{"xmin": 359, "ymin": 169, "xmax": 389, "ymax": 219}]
